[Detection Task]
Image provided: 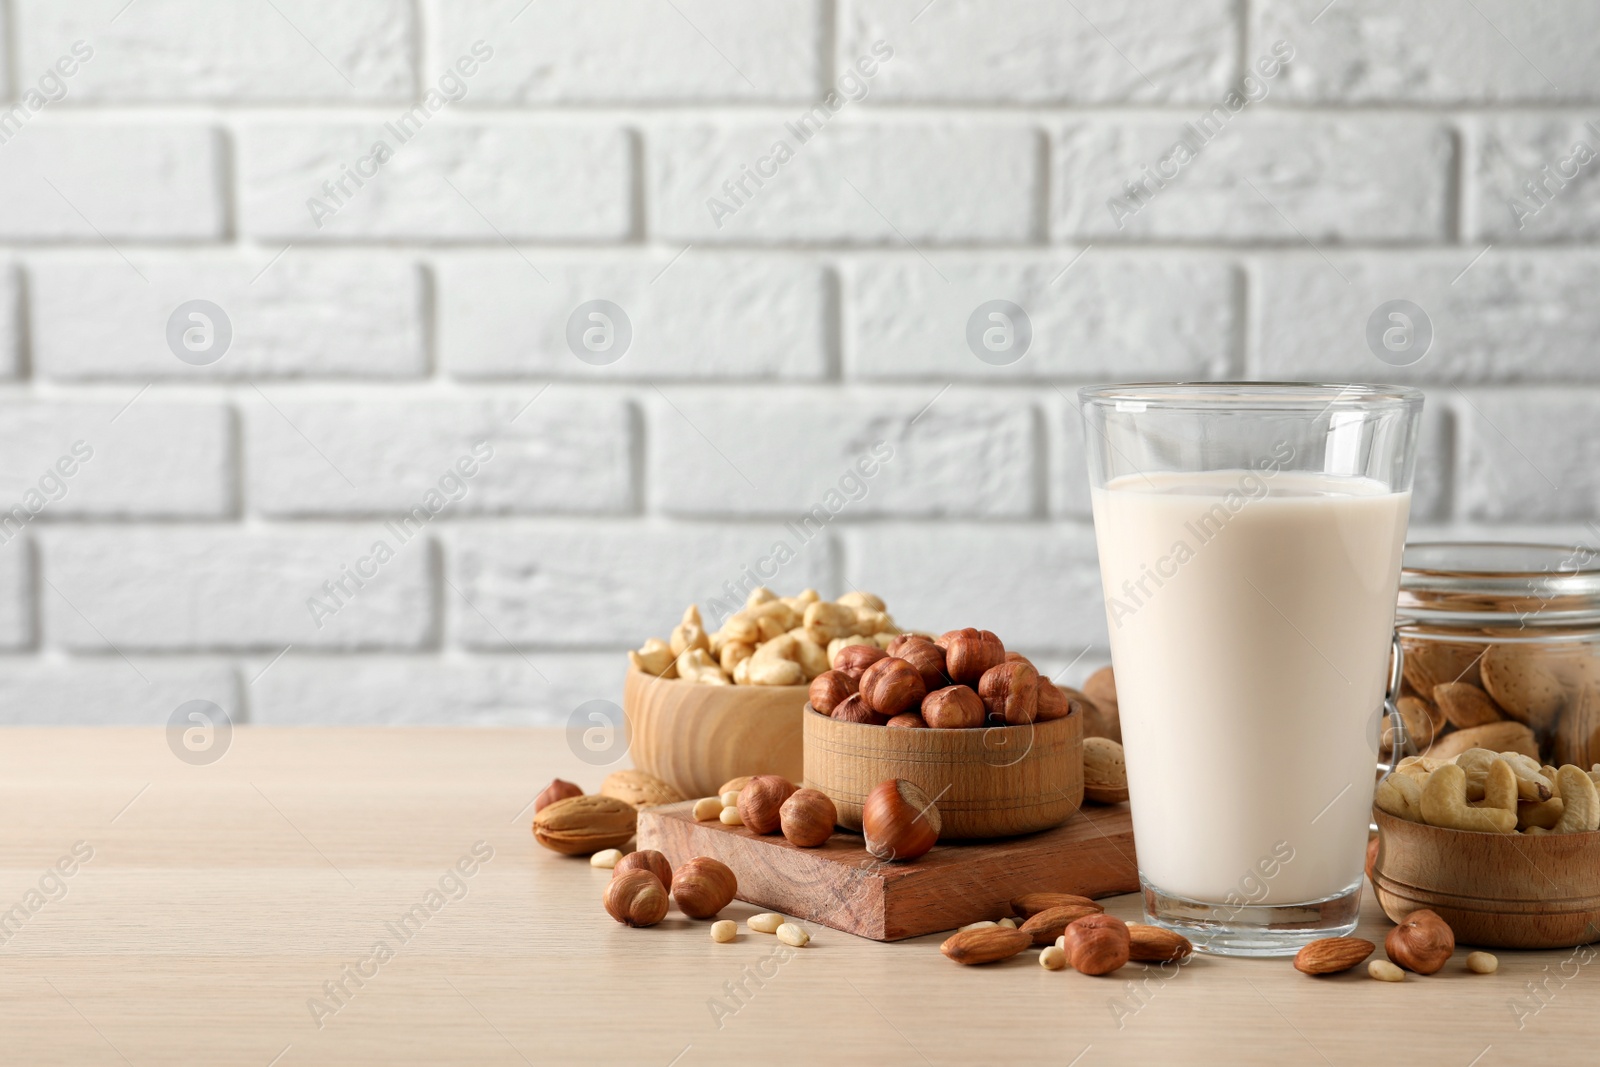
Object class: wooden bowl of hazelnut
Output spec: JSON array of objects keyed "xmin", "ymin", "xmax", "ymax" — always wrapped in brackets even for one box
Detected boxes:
[
  {"xmin": 1370, "ymin": 752, "xmax": 1600, "ymax": 948},
  {"xmin": 802, "ymin": 630, "xmax": 1085, "ymax": 839},
  {"xmin": 622, "ymin": 589, "xmax": 909, "ymax": 800}
]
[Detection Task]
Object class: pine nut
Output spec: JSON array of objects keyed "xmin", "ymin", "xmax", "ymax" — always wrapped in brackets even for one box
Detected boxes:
[
  {"xmin": 997, "ymin": 918, "xmax": 1017, "ymax": 929},
  {"xmin": 749, "ymin": 913, "xmax": 784, "ymax": 934},
  {"xmin": 776, "ymin": 923, "xmax": 810, "ymax": 947},
  {"xmin": 589, "ymin": 848, "xmax": 623, "ymax": 869},
  {"xmin": 693, "ymin": 797, "xmax": 723, "ymax": 821},
  {"xmin": 720, "ymin": 791, "xmax": 741, "ymax": 807},
  {"xmin": 1466, "ymin": 951, "xmax": 1498, "ymax": 974},
  {"xmin": 1368, "ymin": 960, "xmax": 1405, "ymax": 982},
  {"xmin": 1055, "ymin": 935, "xmax": 1066, "ymax": 951},
  {"xmin": 719, "ymin": 806, "xmax": 743, "ymax": 826},
  {"xmin": 960, "ymin": 921, "xmax": 997, "ymax": 932},
  {"xmin": 711, "ymin": 920, "xmax": 737, "ymax": 943},
  {"xmin": 1039, "ymin": 946, "xmax": 1067, "ymax": 970}
]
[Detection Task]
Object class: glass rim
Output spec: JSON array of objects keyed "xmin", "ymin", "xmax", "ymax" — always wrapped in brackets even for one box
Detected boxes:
[{"xmin": 1077, "ymin": 381, "xmax": 1425, "ymax": 412}]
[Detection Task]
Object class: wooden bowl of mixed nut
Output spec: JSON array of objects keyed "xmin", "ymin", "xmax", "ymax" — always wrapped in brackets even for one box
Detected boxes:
[
  {"xmin": 1371, "ymin": 749, "xmax": 1600, "ymax": 949},
  {"xmin": 622, "ymin": 589, "xmax": 910, "ymax": 800},
  {"xmin": 801, "ymin": 629, "xmax": 1089, "ymax": 839}
]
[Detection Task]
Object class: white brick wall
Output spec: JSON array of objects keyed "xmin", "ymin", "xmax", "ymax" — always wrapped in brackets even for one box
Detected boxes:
[{"xmin": 0, "ymin": 0, "xmax": 1595, "ymax": 726}]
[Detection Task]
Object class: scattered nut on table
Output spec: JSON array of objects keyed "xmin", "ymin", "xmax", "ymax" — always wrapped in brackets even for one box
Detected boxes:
[
  {"xmin": 748, "ymin": 913, "xmax": 785, "ymax": 934},
  {"xmin": 1368, "ymin": 960, "xmax": 1406, "ymax": 982},
  {"xmin": 776, "ymin": 923, "xmax": 810, "ymax": 948},
  {"xmin": 1466, "ymin": 951, "xmax": 1499, "ymax": 974},
  {"xmin": 589, "ymin": 848, "xmax": 623, "ymax": 869},
  {"xmin": 711, "ymin": 920, "xmax": 737, "ymax": 943}
]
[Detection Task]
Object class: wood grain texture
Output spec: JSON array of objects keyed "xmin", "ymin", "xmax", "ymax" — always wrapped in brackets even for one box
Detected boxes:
[
  {"xmin": 802, "ymin": 705, "xmax": 1083, "ymax": 837},
  {"xmin": 622, "ymin": 666, "xmax": 807, "ymax": 799},
  {"xmin": 1372, "ymin": 809, "xmax": 1600, "ymax": 949},
  {"xmin": 1, "ymin": 728, "xmax": 1594, "ymax": 1066},
  {"xmin": 637, "ymin": 800, "xmax": 1135, "ymax": 941}
]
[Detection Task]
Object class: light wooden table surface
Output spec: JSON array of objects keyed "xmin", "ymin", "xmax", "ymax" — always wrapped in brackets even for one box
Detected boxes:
[{"xmin": 0, "ymin": 728, "xmax": 1590, "ymax": 1066}]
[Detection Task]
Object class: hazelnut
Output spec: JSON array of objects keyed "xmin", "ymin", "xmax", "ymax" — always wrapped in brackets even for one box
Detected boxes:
[
  {"xmin": 604, "ymin": 869, "xmax": 668, "ymax": 927},
  {"xmin": 979, "ymin": 661, "xmax": 1039, "ymax": 726},
  {"xmin": 832, "ymin": 694, "xmax": 888, "ymax": 725},
  {"xmin": 1385, "ymin": 908, "xmax": 1455, "ymax": 974},
  {"xmin": 671, "ymin": 856, "xmax": 738, "ymax": 919},
  {"xmin": 1035, "ymin": 682, "xmax": 1072, "ymax": 722},
  {"xmin": 534, "ymin": 778, "xmax": 583, "ymax": 813},
  {"xmin": 886, "ymin": 633, "xmax": 932, "ymax": 657},
  {"xmin": 1063, "ymin": 914, "xmax": 1130, "ymax": 976},
  {"xmin": 736, "ymin": 775, "xmax": 798, "ymax": 834},
  {"xmin": 896, "ymin": 639, "xmax": 951, "ymax": 691},
  {"xmin": 937, "ymin": 629, "xmax": 1005, "ymax": 685},
  {"xmin": 859, "ymin": 657, "xmax": 927, "ymax": 717},
  {"xmin": 862, "ymin": 778, "xmax": 941, "ymax": 862},
  {"xmin": 1004, "ymin": 650, "xmax": 1034, "ymax": 668},
  {"xmin": 779, "ymin": 788, "xmax": 836, "ymax": 847},
  {"xmin": 832, "ymin": 643, "xmax": 888, "ymax": 680},
  {"xmin": 612, "ymin": 849, "xmax": 672, "ymax": 888},
  {"xmin": 886, "ymin": 712, "xmax": 927, "ymax": 728},
  {"xmin": 808, "ymin": 670, "xmax": 858, "ymax": 715},
  {"xmin": 921, "ymin": 685, "xmax": 985, "ymax": 729}
]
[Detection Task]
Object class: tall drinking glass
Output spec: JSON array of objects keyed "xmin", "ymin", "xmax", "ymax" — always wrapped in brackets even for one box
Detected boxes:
[{"xmin": 1080, "ymin": 383, "xmax": 1424, "ymax": 956}]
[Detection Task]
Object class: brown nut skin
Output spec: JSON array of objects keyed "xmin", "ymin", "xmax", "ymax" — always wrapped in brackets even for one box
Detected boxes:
[
  {"xmin": 921, "ymin": 685, "xmax": 985, "ymax": 729},
  {"xmin": 612, "ymin": 849, "xmax": 672, "ymax": 888},
  {"xmin": 978, "ymin": 660, "xmax": 1039, "ymax": 726},
  {"xmin": 1128, "ymin": 926, "xmax": 1194, "ymax": 963},
  {"xmin": 670, "ymin": 857, "xmax": 738, "ymax": 919},
  {"xmin": 808, "ymin": 670, "xmax": 858, "ymax": 715},
  {"xmin": 737, "ymin": 775, "xmax": 798, "ymax": 834},
  {"xmin": 779, "ymin": 788, "xmax": 836, "ymax": 847},
  {"xmin": 1063, "ymin": 914, "xmax": 1131, "ymax": 976},
  {"xmin": 604, "ymin": 869, "xmax": 669, "ymax": 927},
  {"xmin": 885, "ymin": 712, "xmax": 927, "ymax": 728},
  {"xmin": 1385, "ymin": 908, "xmax": 1455, "ymax": 974},
  {"xmin": 534, "ymin": 778, "xmax": 583, "ymax": 813},
  {"xmin": 1294, "ymin": 936, "xmax": 1375, "ymax": 975},
  {"xmin": 832, "ymin": 693, "xmax": 889, "ymax": 725},
  {"xmin": 832, "ymin": 643, "xmax": 888, "ymax": 681},
  {"xmin": 1019, "ymin": 904, "xmax": 1101, "ymax": 945},
  {"xmin": 886, "ymin": 633, "xmax": 933, "ymax": 657},
  {"xmin": 940, "ymin": 926, "xmax": 1032, "ymax": 965},
  {"xmin": 863, "ymin": 779, "xmax": 941, "ymax": 862},
  {"xmin": 896, "ymin": 640, "xmax": 950, "ymax": 692},
  {"xmin": 938, "ymin": 629, "xmax": 1006, "ymax": 685},
  {"xmin": 1035, "ymin": 683, "xmax": 1072, "ymax": 722},
  {"xmin": 859, "ymin": 657, "xmax": 927, "ymax": 717}
]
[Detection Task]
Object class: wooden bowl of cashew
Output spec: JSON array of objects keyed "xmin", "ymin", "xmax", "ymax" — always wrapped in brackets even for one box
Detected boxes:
[
  {"xmin": 1371, "ymin": 808, "xmax": 1600, "ymax": 949},
  {"xmin": 622, "ymin": 667, "xmax": 808, "ymax": 800}
]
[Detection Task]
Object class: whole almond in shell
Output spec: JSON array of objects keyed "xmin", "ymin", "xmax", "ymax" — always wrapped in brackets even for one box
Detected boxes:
[
  {"xmin": 1426, "ymin": 720, "xmax": 1537, "ymax": 762},
  {"xmin": 1432, "ymin": 681, "xmax": 1504, "ymax": 729},
  {"xmin": 1019, "ymin": 904, "xmax": 1101, "ymax": 945},
  {"xmin": 1010, "ymin": 892, "xmax": 1104, "ymax": 920},
  {"xmin": 1383, "ymin": 695, "xmax": 1439, "ymax": 751},
  {"xmin": 940, "ymin": 926, "xmax": 1032, "ymax": 965},
  {"xmin": 1402, "ymin": 639, "xmax": 1484, "ymax": 696},
  {"xmin": 1480, "ymin": 644, "xmax": 1566, "ymax": 727},
  {"xmin": 1083, "ymin": 737, "xmax": 1130, "ymax": 804},
  {"xmin": 533, "ymin": 794, "xmax": 637, "ymax": 856},
  {"xmin": 1128, "ymin": 925, "xmax": 1193, "ymax": 963},
  {"xmin": 601, "ymin": 769, "xmax": 686, "ymax": 810},
  {"xmin": 1294, "ymin": 936, "xmax": 1374, "ymax": 975}
]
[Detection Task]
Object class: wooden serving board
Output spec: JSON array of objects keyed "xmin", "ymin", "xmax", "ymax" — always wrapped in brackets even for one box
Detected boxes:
[{"xmin": 637, "ymin": 800, "xmax": 1138, "ymax": 941}]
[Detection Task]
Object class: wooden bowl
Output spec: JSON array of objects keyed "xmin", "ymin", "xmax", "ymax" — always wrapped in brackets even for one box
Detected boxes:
[
  {"xmin": 621, "ymin": 667, "xmax": 807, "ymax": 800},
  {"xmin": 1371, "ymin": 808, "xmax": 1600, "ymax": 949},
  {"xmin": 802, "ymin": 704, "xmax": 1083, "ymax": 840}
]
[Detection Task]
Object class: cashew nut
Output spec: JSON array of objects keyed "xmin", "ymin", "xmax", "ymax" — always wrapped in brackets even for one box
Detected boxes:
[
  {"xmin": 629, "ymin": 637, "xmax": 678, "ymax": 678},
  {"xmin": 720, "ymin": 640, "xmax": 755, "ymax": 675},
  {"xmin": 1497, "ymin": 751, "xmax": 1554, "ymax": 801},
  {"xmin": 671, "ymin": 605, "xmax": 711, "ymax": 658},
  {"xmin": 1395, "ymin": 755, "xmax": 1448, "ymax": 780},
  {"xmin": 827, "ymin": 635, "xmax": 874, "ymax": 665},
  {"xmin": 852, "ymin": 608, "xmax": 896, "ymax": 636},
  {"xmin": 784, "ymin": 629, "xmax": 829, "ymax": 680},
  {"xmin": 1420, "ymin": 764, "xmax": 1516, "ymax": 833},
  {"xmin": 746, "ymin": 587, "xmax": 777, "ymax": 609},
  {"xmin": 1552, "ymin": 765, "xmax": 1600, "ymax": 833},
  {"xmin": 746, "ymin": 634, "xmax": 805, "ymax": 686},
  {"xmin": 836, "ymin": 590, "xmax": 885, "ymax": 612},
  {"xmin": 1479, "ymin": 756, "xmax": 1517, "ymax": 814},
  {"xmin": 1376, "ymin": 772, "xmax": 1423, "ymax": 821},
  {"xmin": 676, "ymin": 648, "xmax": 730, "ymax": 685},
  {"xmin": 719, "ymin": 613, "xmax": 761, "ymax": 645},
  {"xmin": 1518, "ymin": 796, "xmax": 1565, "ymax": 831},
  {"xmin": 802, "ymin": 601, "xmax": 859, "ymax": 642}
]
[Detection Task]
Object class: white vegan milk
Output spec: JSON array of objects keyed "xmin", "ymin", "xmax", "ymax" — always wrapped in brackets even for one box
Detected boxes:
[{"xmin": 1091, "ymin": 470, "xmax": 1409, "ymax": 904}]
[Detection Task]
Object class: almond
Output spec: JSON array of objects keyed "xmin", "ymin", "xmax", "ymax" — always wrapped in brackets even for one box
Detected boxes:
[
  {"xmin": 940, "ymin": 926, "xmax": 1032, "ymax": 965},
  {"xmin": 1128, "ymin": 925, "xmax": 1193, "ymax": 963},
  {"xmin": 1083, "ymin": 737, "xmax": 1130, "ymax": 804},
  {"xmin": 600, "ymin": 769, "xmax": 686, "ymax": 810},
  {"xmin": 1432, "ymin": 682, "xmax": 1503, "ymax": 729},
  {"xmin": 1010, "ymin": 892, "xmax": 1105, "ymax": 920},
  {"xmin": 532, "ymin": 794, "xmax": 637, "ymax": 856},
  {"xmin": 1480, "ymin": 644, "xmax": 1566, "ymax": 728},
  {"xmin": 1019, "ymin": 905, "xmax": 1102, "ymax": 946},
  {"xmin": 1426, "ymin": 720, "xmax": 1538, "ymax": 762},
  {"xmin": 1293, "ymin": 936, "xmax": 1375, "ymax": 975},
  {"xmin": 1401, "ymin": 640, "xmax": 1483, "ymax": 696}
]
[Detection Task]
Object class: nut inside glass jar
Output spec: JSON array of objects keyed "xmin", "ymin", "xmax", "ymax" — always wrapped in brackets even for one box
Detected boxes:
[{"xmin": 1394, "ymin": 542, "xmax": 1600, "ymax": 770}]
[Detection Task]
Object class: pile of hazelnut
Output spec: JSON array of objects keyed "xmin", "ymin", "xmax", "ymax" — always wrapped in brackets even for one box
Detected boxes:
[{"xmin": 809, "ymin": 628, "xmax": 1073, "ymax": 728}]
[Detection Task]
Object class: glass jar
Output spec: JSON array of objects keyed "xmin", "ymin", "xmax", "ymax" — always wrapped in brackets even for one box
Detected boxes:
[{"xmin": 1395, "ymin": 542, "xmax": 1600, "ymax": 770}]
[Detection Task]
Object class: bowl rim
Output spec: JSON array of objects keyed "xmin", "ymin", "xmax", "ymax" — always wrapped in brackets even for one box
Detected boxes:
[
  {"xmin": 623, "ymin": 665, "xmax": 809, "ymax": 692},
  {"xmin": 802, "ymin": 703, "xmax": 1079, "ymax": 733},
  {"xmin": 1373, "ymin": 805, "xmax": 1600, "ymax": 841}
]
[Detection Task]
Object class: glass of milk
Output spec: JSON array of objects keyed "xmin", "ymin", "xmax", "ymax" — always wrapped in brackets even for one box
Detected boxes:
[{"xmin": 1079, "ymin": 383, "xmax": 1423, "ymax": 956}]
